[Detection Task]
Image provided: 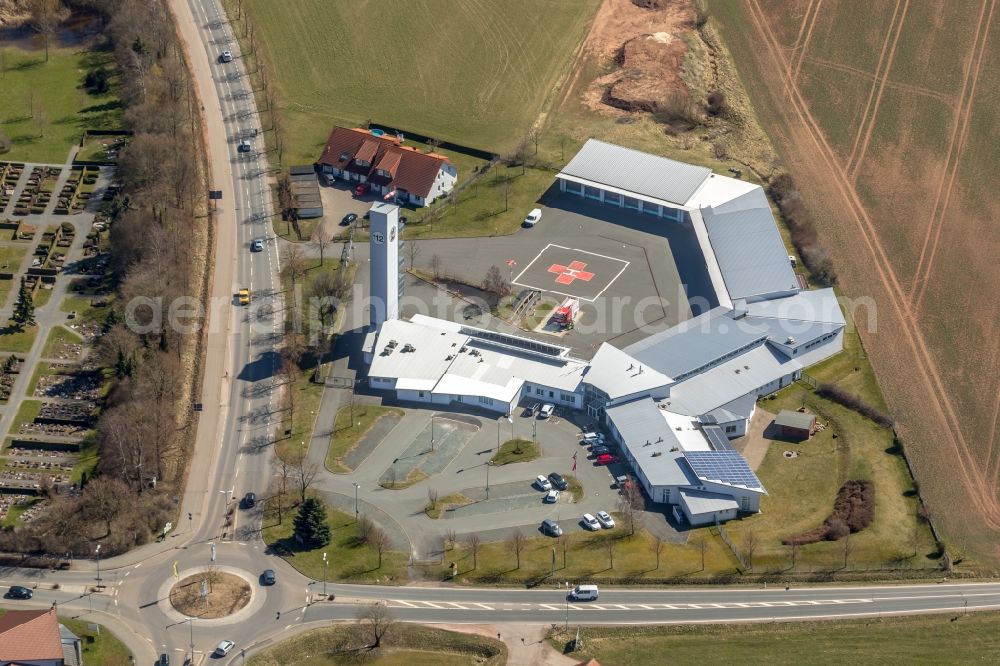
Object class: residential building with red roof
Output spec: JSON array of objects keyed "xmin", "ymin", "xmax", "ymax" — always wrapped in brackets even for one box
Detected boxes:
[
  {"xmin": 316, "ymin": 126, "xmax": 457, "ymax": 207},
  {"xmin": 0, "ymin": 608, "xmax": 82, "ymax": 666}
]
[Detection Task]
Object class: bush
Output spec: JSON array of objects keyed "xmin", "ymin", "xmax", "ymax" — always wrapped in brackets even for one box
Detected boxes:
[
  {"xmin": 706, "ymin": 90, "xmax": 727, "ymax": 116},
  {"xmin": 817, "ymin": 383, "xmax": 894, "ymax": 427},
  {"xmin": 84, "ymin": 68, "xmax": 111, "ymax": 95},
  {"xmin": 783, "ymin": 480, "xmax": 875, "ymax": 545},
  {"xmin": 767, "ymin": 172, "xmax": 839, "ymax": 286}
]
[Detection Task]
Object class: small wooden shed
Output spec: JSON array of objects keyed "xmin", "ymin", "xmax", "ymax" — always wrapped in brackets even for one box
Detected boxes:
[{"xmin": 774, "ymin": 409, "xmax": 817, "ymax": 440}]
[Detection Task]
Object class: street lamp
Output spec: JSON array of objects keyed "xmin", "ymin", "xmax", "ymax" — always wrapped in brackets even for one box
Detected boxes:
[
  {"xmin": 430, "ymin": 415, "xmax": 435, "ymax": 452},
  {"xmin": 187, "ymin": 617, "xmax": 195, "ymax": 663},
  {"xmin": 322, "ymin": 552, "xmax": 328, "ymax": 597},
  {"xmin": 95, "ymin": 544, "xmax": 102, "ymax": 590},
  {"xmin": 565, "ymin": 581, "xmax": 570, "ymax": 630},
  {"xmin": 353, "ymin": 483, "xmax": 361, "ymax": 522},
  {"xmin": 486, "ymin": 461, "xmax": 493, "ymax": 500}
]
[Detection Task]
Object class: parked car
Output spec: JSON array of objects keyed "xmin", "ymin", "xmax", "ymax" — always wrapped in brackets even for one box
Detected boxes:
[
  {"xmin": 590, "ymin": 446, "xmax": 610, "ymax": 457},
  {"xmin": 595, "ymin": 453, "xmax": 619, "ymax": 466},
  {"xmin": 238, "ymin": 288, "xmax": 251, "ymax": 305},
  {"xmin": 251, "ymin": 238, "xmax": 264, "ymax": 252},
  {"xmin": 214, "ymin": 640, "xmax": 236, "ymax": 657},
  {"xmin": 354, "ymin": 183, "xmax": 369, "ymax": 197},
  {"xmin": 237, "ymin": 138, "xmax": 252, "ymax": 153},
  {"xmin": 541, "ymin": 518, "xmax": 563, "ymax": 537},
  {"xmin": 596, "ymin": 511, "xmax": 616, "ymax": 529},
  {"xmin": 582, "ymin": 423, "xmax": 597, "ymax": 434},
  {"xmin": 261, "ymin": 569, "xmax": 276, "ymax": 585},
  {"xmin": 581, "ymin": 432, "xmax": 604, "ymax": 444},
  {"xmin": 534, "ymin": 474, "xmax": 552, "ymax": 491},
  {"xmin": 525, "ymin": 402, "xmax": 540, "ymax": 416},
  {"xmin": 581, "ymin": 513, "xmax": 600, "ymax": 531},
  {"xmin": 341, "ymin": 213, "xmax": 358, "ymax": 226},
  {"xmin": 522, "ymin": 208, "xmax": 542, "ymax": 227},
  {"xmin": 158, "ymin": 653, "xmax": 170, "ymax": 666},
  {"xmin": 544, "ymin": 489, "xmax": 560, "ymax": 503},
  {"xmin": 568, "ymin": 584, "xmax": 599, "ymax": 601},
  {"xmin": 67, "ymin": 310, "xmax": 77, "ymax": 320},
  {"xmin": 538, "ymin": 404, "xmax": 554, "ymax": 419},
  {"xmin": 548, "ymin": 472, "xmax": 568, "ymax": 491},
  {"xmin": 241, "ymin": 491, "xmax": 256, "ymax": 509},
  {"xmin": 5, "ymin": 585, "xmax": 32, "ymax": 599},
  {"xmin": 219, "ymin": 51, "xmax": 233, "ymax": 63}
]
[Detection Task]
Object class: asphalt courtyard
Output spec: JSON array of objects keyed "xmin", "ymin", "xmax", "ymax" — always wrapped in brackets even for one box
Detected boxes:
[{"xmin": 409, "ymin": 191, "xmax": 720, "ymax": 356}]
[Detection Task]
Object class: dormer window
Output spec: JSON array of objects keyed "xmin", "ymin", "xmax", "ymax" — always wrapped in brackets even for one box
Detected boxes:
[{"xmin": 339, "ymin": 152, "xmax": 349, "ymax": 161}]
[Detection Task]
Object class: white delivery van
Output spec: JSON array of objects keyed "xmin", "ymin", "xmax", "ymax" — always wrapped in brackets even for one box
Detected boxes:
[{"xmin": 568, "ymin": 584, "xmax": 599, "ymax": 601}]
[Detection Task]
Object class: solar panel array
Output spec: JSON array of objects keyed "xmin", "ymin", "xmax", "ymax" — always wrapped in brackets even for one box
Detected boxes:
[
  {"xmin": 684, "ymin": 450, "xmax": 762, "ymax": 490},
  {"xmin": 702, "ymin": 425, "xmax": 734, "ymax": 452}
]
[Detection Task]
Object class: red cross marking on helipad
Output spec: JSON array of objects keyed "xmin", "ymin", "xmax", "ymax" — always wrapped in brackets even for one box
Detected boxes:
[{"xmin": 548, "ymin": 260, "xmax": 595, "ymax": 285}]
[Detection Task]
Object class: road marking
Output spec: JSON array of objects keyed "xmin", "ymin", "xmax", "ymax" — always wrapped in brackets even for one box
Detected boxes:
[
  {"xmin": 391, "ymin": 599, "xmax": 419, "ymax": 608},
  {"xmin": 444, "ymin": 602, "xmax": 467, "ymax": 609},
  {"xmin": 539, "ymin": 604, "xmax": 562, "ymax": 610},
  {"xmin": 472, "ymin": 603, "xmax": 493, "ymax": 610}
]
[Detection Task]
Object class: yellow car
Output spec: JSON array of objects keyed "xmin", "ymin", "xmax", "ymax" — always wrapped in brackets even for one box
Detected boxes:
[{"xmin": 238, "ymin": 288, "xmax": 251, "ymax": 305}]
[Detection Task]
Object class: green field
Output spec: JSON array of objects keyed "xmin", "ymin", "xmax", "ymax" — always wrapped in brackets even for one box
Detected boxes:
[
  {"xmin": 551, "ymin": 612, "xmax": 1000, "ymax": 666},
  {"xmin": 229, "ymin": 0, "xmax": 598, "ymax": 163},
  {"xmin": 326, "ymin": 405, "xmax": 403, "ymax": 474},
  {"xmin": 0, "ymin": 44, "xmax": 122, "ymax": 163}
]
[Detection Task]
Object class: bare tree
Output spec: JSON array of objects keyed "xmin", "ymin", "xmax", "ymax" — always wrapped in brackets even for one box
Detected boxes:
[
  {"xmin": 426, "ymin": 487, "xmax": 439, "ymax": 513},
  {"xmin": 292, "ymin": 454, "xmax": 319, "ymax": 503},
  {"xmin": 464, "ymin": 533, "xmax": 481, "ymax": 569},
  {"xmin": 695, "ymin": 536, "xmax": 707, "ymax": 571},
  {"xmin": 444, "ymin": 528, "xmax": 457, "ymax": 551},
  {"xmin": 357, "ymin": 602, "xmax": 394, "ymax": 649},
  {"xmin": 482, "ymin": 265, "xmax": 510, "ymax": 300},
  {"xmin": 27, "ymin": 0, "xmax": 61, "ymax": 63},
  {"xmin": 79, "ymin": 477, "xmax": 130, "ymax": 538},
  {"xmin": 370, "ymin": 527, "xmax": 390, "ymax": 568},
  {"xmin": 281, "ymin": 243, "xmax": 308, "ymax": 290},
  {"xmin": 505, "ymin": 528, "xmax": 526, "ymax": 569},
  {"xmin": 652, "ymin": 534, "xmax": 665, "ymax": 570},
  {"xmin": 357, "ymin": 515, "xmax": 374, "ymax": 544},
  {"xmin": 842, "ymin": 532, "xmax": 854, "ymax": 569},
  {"xmin": 618, "ymin": 479, "xmax": 644, "ymax": 536},
  {"xmin": 312, "ymin": 227, "xmax": 332, "ymax": 266},
  {"xmin": 407, "ymin": 238, "xmax": 420, "ymax": 270},
  {"xmin": 606, "ymin": 537, "xmax": 616, "ymax": 569},
  {"xmin": 789, "ymin": 540, "xmax": 798, "ymax": 570},
  {"xmin": 430, "ymin": 253, "xmax": 442, "ymax": 279},
  {"xmin": 269, "ymin": 456, "xmax": 293, "ymax": 524},
  {"xmin": 742, "ymin": 531, "xmax": 758, "ymax": 572},
  {"xmin": 558, "ymin": 533, "xmax": 570, "ymax": 569}
]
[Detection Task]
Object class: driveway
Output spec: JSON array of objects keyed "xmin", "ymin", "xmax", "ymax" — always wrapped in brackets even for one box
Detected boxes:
[{"xmin": 316, "ymin": 179, "xmax": 374, "ymax": 241}]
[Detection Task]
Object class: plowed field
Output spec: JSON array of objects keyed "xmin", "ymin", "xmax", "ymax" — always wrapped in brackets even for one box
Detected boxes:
[{"xmin": 715, "ymin": 0, "xmax": 1000, "ymax": 566}]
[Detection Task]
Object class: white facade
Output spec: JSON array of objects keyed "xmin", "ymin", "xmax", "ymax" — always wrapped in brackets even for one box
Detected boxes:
[{"xmin": 368, "ymin": 203, "xmax": 400, "ymax": 326}]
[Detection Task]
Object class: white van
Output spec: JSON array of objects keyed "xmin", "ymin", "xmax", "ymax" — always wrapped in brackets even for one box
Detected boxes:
[{"xmin": 568, "ymin": 584, "xmax": 599, "ymax": 601}]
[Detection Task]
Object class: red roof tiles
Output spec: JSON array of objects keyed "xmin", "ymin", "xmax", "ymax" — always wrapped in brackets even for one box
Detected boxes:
[
  {"xmin": 0, "ymin": 608, "xmax": 64, "ymax": 661},
  {"xmin": 317, "ymin": 127, "xmax": 450, "ymax": 199}
]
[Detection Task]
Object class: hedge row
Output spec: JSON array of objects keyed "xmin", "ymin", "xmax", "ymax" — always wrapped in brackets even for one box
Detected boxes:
[
  {"xmin": 783, "ymin": 480, "xmax": 876, "ymax": 545},
  {"xmin": 817, "ymin": 382, "xmax": 894, "ymax": 428},
  {"xmin": 768, "ymin": 173, "xmax": 838, "ymax": 287}
]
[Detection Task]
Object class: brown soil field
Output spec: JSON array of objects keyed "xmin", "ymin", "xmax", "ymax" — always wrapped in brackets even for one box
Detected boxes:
[
  {"xmin": 170, "ymin": 572, "xmax": 252, "ymax": 619},
  {"xmin": 714, "ymin": 0, "xmax": 1000, "ymax": 567}
]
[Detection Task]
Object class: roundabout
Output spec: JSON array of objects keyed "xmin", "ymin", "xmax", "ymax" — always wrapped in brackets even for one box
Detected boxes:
[{"xmin": 170, "ymin": 571, "xmax": 252, "ymax": 619}]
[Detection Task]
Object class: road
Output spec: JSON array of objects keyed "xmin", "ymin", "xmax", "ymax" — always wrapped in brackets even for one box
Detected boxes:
[{"xmin": 3, "ymin": 1, "xmax": 1000, "ymax": 664}]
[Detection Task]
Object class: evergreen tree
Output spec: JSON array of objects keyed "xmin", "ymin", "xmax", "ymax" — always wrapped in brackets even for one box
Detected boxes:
[
  {"xmin": 293, "ymin": 497, "xmax": 331, "ymax": 548},
  {"xmin": 13, "ymin": 278, "xmax": 34, "ymax": 327}
]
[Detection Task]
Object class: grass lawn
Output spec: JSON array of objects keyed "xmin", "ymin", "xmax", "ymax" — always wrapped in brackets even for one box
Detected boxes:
[
  {"xmin": 0, "ymin": 247, "xmax": 28, "ymax": 306},
  {"xmin": 0, "ymin": 496, "xmax": 41, "ymax": 527},
  {"xmin": 0, "ymin": 44, "xmax": 122, "ymax": 163},
  {"xmin": 326, "ymin": 405, "xmax": 404, "ymax": 474},
  {"xmin": 402, "ymin": 164, "xmax": 557, "ymax": 240},
  {"xmin": 32, "ymin": 286, "xmax": 54, "ymax": 309},
  {"xmin": 425, "ymin": 492, "xmax": 473, "ymax": 520},
  {"xmin": 0, "ymin": 323, "xmax": 38, "ymax": 353},
  {"xmin": 225, "ymin": 0, "xmax": 598, "ymax": 163},
  {"xmin": 275, "ymin": 365, "xmax": 325, "ymax": 463},
  {"xmin": 60, "ymin": 294, "xmax": 112, "ymax": 324},
  {"xmin": 248, "ymin": 623, "xmax": 506, "ymax": 666},
  {"xmin": 41, "ymin": 325, "xmax": 83, "ymax": 357},
  {"xmin": 550, "ymin": 612, "xmax": 1000, "ymax": 665},
  {"xmin": 723, "ymin": 386, "xmax": 938, "ymax": 574},
  {"xmin": 491, "ymin": 439, "xmax": 540, "ymax": 465},
  {"xmin": 262, "ymin": 503, "xmax": 407, "ymax": 583},
  {"xmin": 447, "ymin": 525, "xmax": 736, "ymax": 586},
  {"xmin": 8, "ymin": 399, "xmax": 42, "ymax": 433}
]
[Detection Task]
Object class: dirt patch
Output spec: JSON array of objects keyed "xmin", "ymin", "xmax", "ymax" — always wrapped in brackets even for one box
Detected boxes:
[
  {"xmin": 169, "ymin": 572, "xmax": 251, "ymax": 619},
  {"xmin": 600, "ymin": 33, "xmax": 689, "ymax": 112}
]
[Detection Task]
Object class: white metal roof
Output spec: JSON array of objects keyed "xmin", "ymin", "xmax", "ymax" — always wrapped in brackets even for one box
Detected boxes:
[
  {"xmin": 584, "ymin": 343, "xmax": 672, "ymax": 400},
  {"xmin": 701, "ymin": 193, "xmax": 800, "ymax": 301},
  {"xmin": 557, "ymin": 139, "xmax": 712, "ymax": 206},
  {"xmin": 744, "ymin": 288, "xmax": 845, "ymax": 325},
  {"xmin": 678, "ymin": 488, "xmax": 740, "ymax": 515},
  {"xmin": 685, "ymin": 172, "xmax": 760, "ymax": 209}
]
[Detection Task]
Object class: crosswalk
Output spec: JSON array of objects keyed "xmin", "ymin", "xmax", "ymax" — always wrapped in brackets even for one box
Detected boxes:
[{"xmin": 386, "ymin": 597, "xmax": 874, "ymax": 612}]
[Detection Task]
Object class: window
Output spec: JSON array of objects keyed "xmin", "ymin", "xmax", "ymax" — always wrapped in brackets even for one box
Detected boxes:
[
  {"xmin": 565, "ymin": 180, "xmax": 583, "ymax": 195},
  {"xmin": 478, "ymin": 396, "xmax": 494, "ymax": 406},
  {"xmin": 740, "ymin": 496, "xmax": 750, "ymax": 511},
  {"xmin": 418, "ymin": 391, "xmax": 425, "ymax": 398},
  {"xmin": 623, "ymin": 196, "xmax": 640, "ymax": 210},
  {"xmin": 725, "ymin": 425, "xmax": 737, "ymax": 434},
  {"xmin": 536, "ymin": 388, "xmax": 543, "ymax": 396},
  {"xmin": 560, "ymin": 393, "xmax": 575, "ymax": 402},
  {"xmin": 549, "ymin": 391, "xmax": 554, "ymax": 398},
  {"xmin": 644, "ymin": 203, "xmax": 661, "ymax": 217},
  {"xmin": 604, "ymin": 191, "xmax": 622, "ymax": 206},
  {"xmin": 584, "ymin": 185, "xmax": 602, "ymax": 200}
]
